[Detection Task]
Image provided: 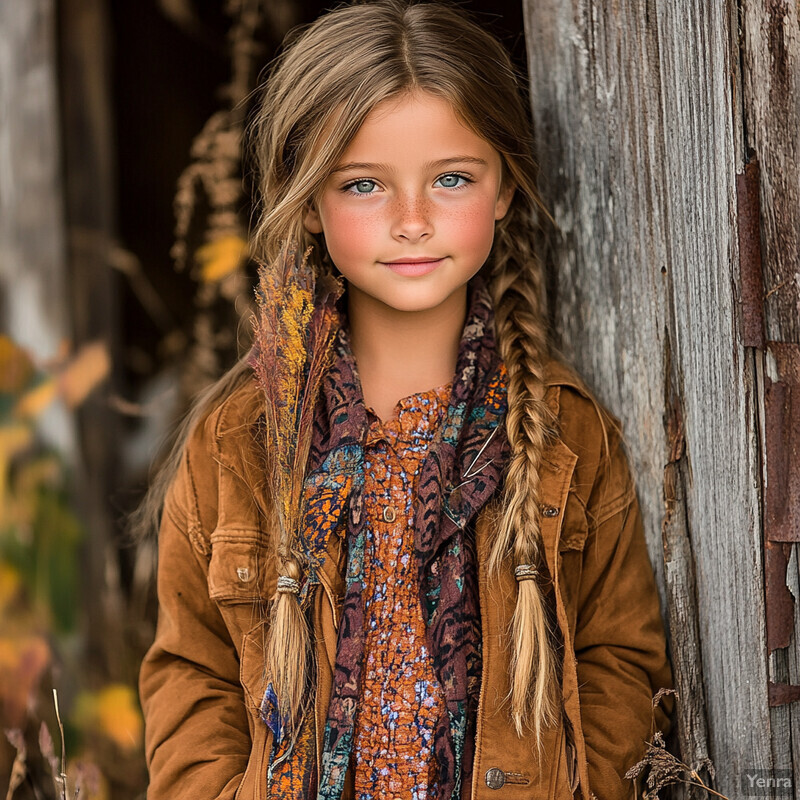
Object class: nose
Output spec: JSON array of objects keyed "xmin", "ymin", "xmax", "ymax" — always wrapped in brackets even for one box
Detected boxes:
[{"xmin": 390, "ymin": 191, "xmax": 433, "ymax": 243}]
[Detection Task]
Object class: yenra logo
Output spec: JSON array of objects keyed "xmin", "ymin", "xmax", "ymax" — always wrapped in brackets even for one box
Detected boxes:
[{"xmin": 745, "ymin": 773, "xmax": 793, "ymax": 790}]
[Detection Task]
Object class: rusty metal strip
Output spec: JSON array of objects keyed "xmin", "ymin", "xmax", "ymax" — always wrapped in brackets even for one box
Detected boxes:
[
  {"xmin": 765, "ymin": 540, "xmax": 795, "ymax": 653},
  {"xmin": 764, "ymin": 343, "xmax": 800, "ymax": 542},
  {"xmin": 768, "ymin": 682, "xmax": 800, "ymax": 707},
  {"xmin": 736, "ymin": 159, "xmax": 766, "ymax": 348}
]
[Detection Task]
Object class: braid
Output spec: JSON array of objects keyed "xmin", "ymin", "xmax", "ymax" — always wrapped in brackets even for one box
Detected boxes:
[
  {"xmin": 487, "ymin": 202, "xmax": 563, "ymax": 756},
  {"xmin": 266, "ymin": 548, "xmax": 313, "ymax": 737}
]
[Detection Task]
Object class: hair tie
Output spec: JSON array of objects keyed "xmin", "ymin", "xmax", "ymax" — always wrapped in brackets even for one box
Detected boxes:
[
  {"xmin": 277, "ymin": 575, "xmax": 300, "ymax": 595},
  {"xmin": 514, "ymin": 564, "xmax": 539, "ymax": 582}
]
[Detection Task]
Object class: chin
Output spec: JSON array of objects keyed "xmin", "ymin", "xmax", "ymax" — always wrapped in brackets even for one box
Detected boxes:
[
  {"xmin": 382, "ymin": 297, "xmax": 445, "ymax": 313},
  {"xmin": 375, "ymin": 283, "xmax": 465, "ymax": 313}
]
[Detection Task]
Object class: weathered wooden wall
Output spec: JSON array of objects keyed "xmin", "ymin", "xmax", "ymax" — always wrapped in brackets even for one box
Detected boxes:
[
  {"xmin": 523, "ymin": 1, "xmax": 799, "ymax": 798},
  {"xmin": 740, "ymin": 0, "xmax": 800, "ymax": 784},
  {"xmin": 0, "ymin": 0, "xmax": 77, "ymax": 457}
]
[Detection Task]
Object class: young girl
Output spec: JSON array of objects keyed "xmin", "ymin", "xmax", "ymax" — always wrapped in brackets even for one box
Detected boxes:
[{"xmin": 137, "ymin": 2, "xmax": 674, "ymax": 799}]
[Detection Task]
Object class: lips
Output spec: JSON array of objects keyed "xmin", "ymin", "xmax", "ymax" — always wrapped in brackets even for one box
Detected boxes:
[
  {"xmin": 381, "ymin": 257, "xmax": 446, "ymax": 277},
  {"xmin": 383, "ymin": 257, "xmax": 443, "ymax": 264}
]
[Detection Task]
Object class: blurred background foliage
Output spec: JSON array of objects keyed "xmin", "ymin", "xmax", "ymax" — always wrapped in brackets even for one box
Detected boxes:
[{"xmin": 0, "ymin": 0, "xmax": 527, "ymax": 796}]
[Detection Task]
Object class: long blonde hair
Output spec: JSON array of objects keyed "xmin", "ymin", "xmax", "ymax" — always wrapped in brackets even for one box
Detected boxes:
[{"xmin": 136, "ymin": 0, "xmax": 567, "ymax": 753}]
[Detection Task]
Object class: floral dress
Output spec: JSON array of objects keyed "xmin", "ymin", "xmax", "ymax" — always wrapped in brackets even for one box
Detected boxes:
[{"xmin": 351, "ymin": 382, "xmax": 453, "ymax": 799}]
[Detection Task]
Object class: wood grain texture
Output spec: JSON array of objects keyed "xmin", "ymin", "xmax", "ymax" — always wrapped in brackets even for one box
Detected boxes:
[
  {"xmin": 523, "ymin": 1, "xmax": 779, "ymax": 797},
  {"xmin": 741, "ymin": 0, "xmax": 800, "ymax": 343},
  {"xmin": 663, "ymin": 341, "xmax": 712, "ymax": 792},
  {"xmin": 0, "ymin": 0, "xmax": 66, "ymax": 347}
]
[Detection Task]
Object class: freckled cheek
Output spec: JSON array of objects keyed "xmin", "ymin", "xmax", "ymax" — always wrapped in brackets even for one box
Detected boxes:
[
  {"xmin": 320, "ymin": 203, "xmax": 384, "ymax": 263},
  {"xmin": 442, "ymin": 197, "xmax": 499, "ymax": 255}
]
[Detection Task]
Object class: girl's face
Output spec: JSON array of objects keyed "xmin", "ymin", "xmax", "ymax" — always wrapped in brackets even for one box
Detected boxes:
[{"xmin": 303, "ymin": 90, "xmax": 514, "ymax": 314}]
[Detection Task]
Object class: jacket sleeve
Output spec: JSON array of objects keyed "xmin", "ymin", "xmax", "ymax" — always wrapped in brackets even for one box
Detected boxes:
[
  {"xmin": 572, "ymin": 428, "xmax": 674, "ymax": 800},
  {"xmin": 139, "ymin": 415, "xmax": 251, "ymax": 799}
]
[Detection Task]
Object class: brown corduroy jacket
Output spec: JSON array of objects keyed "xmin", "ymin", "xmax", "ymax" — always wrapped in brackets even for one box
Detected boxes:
[{"xmin": 139, "ymin": 355, "xmax": 674, "ymax": 800}]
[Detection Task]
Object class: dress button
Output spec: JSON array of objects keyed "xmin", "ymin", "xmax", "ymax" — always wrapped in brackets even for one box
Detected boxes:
[
  {"xmin": 485, "ymin": 767, "xmax": 506, "ymax": 789},
  {"xmin": 542, "ymin": 505, "xmax": 559, "ymax": 517},
  {"xmin": 383, "ymin": 506, "xmax": 397, "ymax": 523}
]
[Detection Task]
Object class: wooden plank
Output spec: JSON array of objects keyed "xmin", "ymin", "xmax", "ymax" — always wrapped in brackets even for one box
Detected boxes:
[
  {"xmin": 740, "ymin": 0, "xmax": 800, "ymax": 344},
  {"xmin": 523, "ymin": 1, "xmax": 775, "ymax": 796},
  {"xmin": 739, "ymin": 0, "xmax": 800, "ymax": 778},
  {"xmin": 663, "ymin": 342, "xmax": 712, "ymax": 792},
  {"xmin": 0, "ymin": 0, "xmax": 76, "ymax": 456}
]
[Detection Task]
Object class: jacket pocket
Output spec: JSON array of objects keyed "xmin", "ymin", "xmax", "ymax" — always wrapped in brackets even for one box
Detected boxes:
[
  {"xmin": 207, "ymin": 530, "xmax": 275, "ymax": 656},
  {"xmin": 208, "ymin": 530, "xmax": 274, "ymax": 602}
]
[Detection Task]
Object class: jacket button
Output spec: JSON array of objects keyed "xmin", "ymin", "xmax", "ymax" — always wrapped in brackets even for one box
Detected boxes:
[
  {"xmin": 485, "ymin": 768, "xmax": 506, "ymax": 789},
  {"xmin": 236, "ymin": 567, "xmax": 251, "ymax": 582},
  {"xmin": 542, "ymin": 505, "xmax": 559, "ymax": 517},
  {"xmin": 383, "ymin": 506, "xmax": 397, "ymax": 523}
]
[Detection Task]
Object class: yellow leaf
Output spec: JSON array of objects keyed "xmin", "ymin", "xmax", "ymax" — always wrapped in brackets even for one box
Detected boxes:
[
  {"xmin": 196, "ymin": 235, "xmax": 247, "ymax": 283},
  {"xmin": 13, "ymin": 379, "xmax": 57, "ymax": 419},
  {"xmin": 59, "ymin": 341, "xmax": 110, "ymax": 407},
  {"xmin": 0, "ymin": 336, "xmax": 34, "ymax": 394},
  {"xmin": 0, "ymin": 424, "xmax": 33, "ymax": 460},
  {"xmin": 0, "ymin": 563, "xmax": 22, "ymax": 613},
  {"xmin": 5, "ymin": 455, "xmax": 61, "ymax": 530},
  {"xmin": 0, "ymin": 425, "xmax": 34, "ymax": 528},
  {"xmin": 73, "ymin": 684, "xmax": 143, "ymax": 753}
]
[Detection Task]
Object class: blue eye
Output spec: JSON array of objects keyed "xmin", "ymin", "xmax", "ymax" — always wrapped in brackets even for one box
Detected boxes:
[
  {"xmin": 436, "ymin": 173, "xmax": 471, "ymax": 189},
  {"xmin": 347, "ymin": 179, "xmax": 377, "ymax": 195}
]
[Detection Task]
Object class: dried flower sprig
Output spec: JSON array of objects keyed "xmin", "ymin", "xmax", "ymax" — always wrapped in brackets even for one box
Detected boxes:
[
  {"xmin": 250, "ymin": 238, "xmax": 342, "ymax": 736},
  {"xmin": 625, "ymin": 689, "xmax": 726, "ymax": 800},
  {"xmin": 251, "ymin": 239, "xmax": 342, "ymax": 549}
]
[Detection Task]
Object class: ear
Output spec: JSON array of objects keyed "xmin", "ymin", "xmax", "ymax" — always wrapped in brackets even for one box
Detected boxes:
[
  {"xmin": 303, "ymin": 199, "xmax": 324, "ymax": 234},
  {"xmin": 494, "ymin": 180, "xmax": 515, "ymax": 221}
]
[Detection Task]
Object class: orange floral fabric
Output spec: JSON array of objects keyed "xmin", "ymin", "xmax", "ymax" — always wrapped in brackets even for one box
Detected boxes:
[{"xmin": 351, "ymin": 382, "xmax": 453, "ymax": 798}]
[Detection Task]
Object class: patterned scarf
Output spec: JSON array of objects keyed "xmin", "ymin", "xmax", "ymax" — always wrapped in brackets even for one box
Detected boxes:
[{"xmin": 257, "ymin": 275, "xmax": 510, "ymax": 799}]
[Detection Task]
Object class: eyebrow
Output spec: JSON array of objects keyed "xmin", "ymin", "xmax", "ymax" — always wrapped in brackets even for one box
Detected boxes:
[{"xmin": 330, "ymin": 155, "xmax": 489, "ymax": 174}]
